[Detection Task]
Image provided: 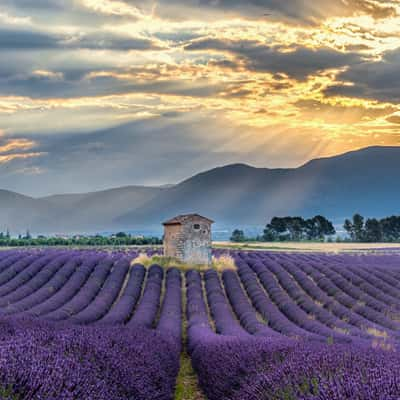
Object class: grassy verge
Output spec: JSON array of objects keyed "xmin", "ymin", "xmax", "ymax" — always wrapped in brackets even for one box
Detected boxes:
[{"xmin": 175, "ymin": 353, "xmax": 206, "ymax": 400}]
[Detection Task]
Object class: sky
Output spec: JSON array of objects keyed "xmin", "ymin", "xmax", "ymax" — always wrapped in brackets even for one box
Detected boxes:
[{"xmin": 0, "ymin": 0, "xmax": 399, "ymax": 196}]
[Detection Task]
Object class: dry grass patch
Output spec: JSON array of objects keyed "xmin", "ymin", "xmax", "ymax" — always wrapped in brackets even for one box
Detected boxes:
[
  {"xmin": 131, "ymin": 253, "xmax": 237, "ymax": 272},
  {"xmin": 367, "ymin": 327, "xmax": 389, "ymax": 339},
  {"xmin": 131, "ymin": 254, "xmax": 208, "ymax": 271},
  {"xmin": 372, "ymin": 340, "xmax": 395, "ymax": 351},
  {"xmin": 130, "ymin": 253, "xmax": 152, "ymax": 267},
  {"xmin": 212, "ymin": 255, "xmax": 237, "ymax": 272},
  {"xmin": 131, "ymin": 254, "xmax": 194, "ymax": 271},
  {"xmin": 334, "ymin": 327, "xmax": 349, "ymax": 335},
  {"xmin": 367, "ymin": 328, "xmax": 396, "ymax": 352}
]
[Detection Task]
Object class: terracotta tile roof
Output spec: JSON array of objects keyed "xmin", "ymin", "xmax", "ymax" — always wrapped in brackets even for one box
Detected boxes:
[{"xmin": 163, "ymin": 213, "xmax": 214, "ymax": 225}]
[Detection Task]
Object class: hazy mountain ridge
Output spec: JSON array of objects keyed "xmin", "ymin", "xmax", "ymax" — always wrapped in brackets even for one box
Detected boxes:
[
  {"xmin": 1, "ymin": 146, "xmax": 399, "ymax": 234},
  {"xmin": 0, "ymin": 186, "xmax": 165, "ymax": 233}
]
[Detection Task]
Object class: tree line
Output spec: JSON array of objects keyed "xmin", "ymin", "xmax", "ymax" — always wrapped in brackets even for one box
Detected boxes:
[
  {"xmin": 344, "ymin": 214, "xmax": 400, "ymax": 242},
  {"xmin": 0, "ymin": 231, "xmax": 162, "ymax": 247},
  {"xmin": 231, "ymin": 214, "xmax": 400, "ymax": 243},
  {"xmin": 231, "ymin": 215, "xmax": 335, "ymax": 242}
]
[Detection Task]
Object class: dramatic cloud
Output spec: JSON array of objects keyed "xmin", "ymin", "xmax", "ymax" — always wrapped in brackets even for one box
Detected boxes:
[
  {"xmin": 0, "ymin": 28, "xmax": 161, "ymax": 51},
  {"xmin": 1, "ymin": 0, "xmax": 65, "ymax": 9},
  {"xmin": 0, "ymin": 152, "xmax": 43, "ymax": 165},
  {"xmin": 0, "ymin": 130, "xmax": 36, "ymax": 153},
  {"xmin": 324, "ymin": 47, "xmax": 400, "ymax": 103},
  {"xmin": 83, "ymin": 0, "xmax": 397, "ymax": 24},
  {"xmin": 79, "ymin": 0, "xmax": 145, "ymax": 19},
  {"xmin": 0, "ymin": 137, "xmax": 36, "ymax": 153},
  {"xmin": 185, "ymin": 38, "xmax": 363, "ymax": 79},
  {"xmin": 294, "ymin": 99, "xmax": 396, "ymax": 124},
  {"xmin": 0, "ymin": 29, "xmax": 58, "ymax": 49},
  {"xmin": 387, "ymin": 115, "xmax": 400, "ymax": 124},
  {"xmin": 0, "ymin": 130, "xmax": 42, "ymax": 168},
  {"xmin": 0, "ymin": 0, "xmax": 399, "ymax": 195},
  {"xmin": 0, "ymin": 69, "xmax": 232, "ymax": 99}
]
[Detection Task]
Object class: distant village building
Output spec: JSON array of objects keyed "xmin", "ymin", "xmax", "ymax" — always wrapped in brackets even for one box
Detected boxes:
[{"xmin": 163, "ymin": 214, "xmax": 214, "ymax": 265}]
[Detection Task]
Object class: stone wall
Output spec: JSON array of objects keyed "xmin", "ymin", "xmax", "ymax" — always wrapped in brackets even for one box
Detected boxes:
[
  {"xmin": 181, "ymin": 217, "xmax": 212, "ymax": 265},
  {"xmin": 163, "ymin": 224, "xmax": 183, "ymax": 258},
  {"xmin": 163, "ymin": 216, "xmax": 212, "ymax": 265}
]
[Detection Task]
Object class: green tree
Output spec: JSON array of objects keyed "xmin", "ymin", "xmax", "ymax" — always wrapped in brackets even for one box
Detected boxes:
[
  {"xmin": 116, "ymin": 232, "xmax": 128, "ymax": 238},
  {"xmin": 364, "ymin": 218, "xmax": 382, "ymax": 242},
  {"xmin": 306, "ymin": 216, "xmax": 336, "ymax": 240},
  {"xmin": 263, "ymin": 215, "xmax": 335, "ymax": 242},
  {"xmin": 285, "ymin": 217, "xmax": 305, "ymax": 241},
  {"xmin": 230, "ymin": 229, "xmax": 246, "ymax": 242},
  {"xmin": 344, "ymin": 214, "xmax": 365, "ymax": 242},
  {"xmin": 343, "ymin": 219, "xmax": 354, "ymax": 241},
  {"xmin": 353, "ymin": 214, "xmax": 365, "ymax": 242},
  {"xmin": 380, "ymin": 216, "xmax": 400, "ymax": 242},
  {"xmin": 263, "ymin": 217, "xmax": 287, "ymax": 241}
]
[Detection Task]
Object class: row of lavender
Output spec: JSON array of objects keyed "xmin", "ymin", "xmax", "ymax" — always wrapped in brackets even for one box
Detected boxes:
[
  {"xmin": 1, "ymin": 249, "xmax": 400, "ymax": 398},
  {"xmin": 188, "ymin": 251, "xmax": 400, "ymax": 399},
  {"xmin": 0, "ymin": 249, "xmax": 181, "ymax": 399}
]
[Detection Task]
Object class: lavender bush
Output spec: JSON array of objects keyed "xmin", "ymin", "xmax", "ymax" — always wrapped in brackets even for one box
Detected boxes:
[
  {"xmin": 0, "ymin": 249, "xmax": 400, "ymax": 399},
  {"xmin": 0, "ymin": 316, "xmax": 179, "ymax": 400}
]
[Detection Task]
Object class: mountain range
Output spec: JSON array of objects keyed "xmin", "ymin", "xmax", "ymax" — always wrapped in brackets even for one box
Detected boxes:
[{"xmin": 1, "ymin": 146, "xmax": 399, "ymax": 235}]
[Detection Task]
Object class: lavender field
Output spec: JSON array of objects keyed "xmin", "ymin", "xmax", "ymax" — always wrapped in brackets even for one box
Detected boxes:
[{"xmin": 1, "ymin": 249, "xmax": 400, "ymax": 399}]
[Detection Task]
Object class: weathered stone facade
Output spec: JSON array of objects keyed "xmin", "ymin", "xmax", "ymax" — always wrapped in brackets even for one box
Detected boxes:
[{"xmin": 163, "ymin": 214, "xmax": 213, "ymax": 265}]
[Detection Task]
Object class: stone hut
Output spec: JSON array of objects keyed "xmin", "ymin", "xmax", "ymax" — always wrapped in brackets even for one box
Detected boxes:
[{"xmin": 163, "ymin": 214, "xmax": 214, "ymax": 265}]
